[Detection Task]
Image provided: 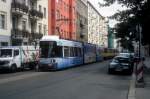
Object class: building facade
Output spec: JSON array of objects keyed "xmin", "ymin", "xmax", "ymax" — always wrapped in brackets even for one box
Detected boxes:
[
  {"xmin": 108, "ymin": 27, "xmax": 115, "ymax": 48},
  {"xmin": 99, "ymin": 18, "xmax": 108, "ymax": 47},
  {"xmin": 88, "ymin": 1, "xmax": 101, "ymax": 45},
  {"xmin": 11, "ymin": 0, "xmax": 48, "ymax": 45},
  {"xmin": 48, "ymin": 0, "xmax": 76, "ymax": 40},
  {"xmin": 0, "ymin": 0, "xmax": 48, "ymax": 46},
  {"xmin": 76, "ymin": 0, "xmax": 88, "ymax": 42},
  {"xmin": 0, "ymin": 0, "xmax": 11, "ymax": 46},
  {"xmin": 88, "ymin": 1, "xmax": 108, "ymax": 46}
]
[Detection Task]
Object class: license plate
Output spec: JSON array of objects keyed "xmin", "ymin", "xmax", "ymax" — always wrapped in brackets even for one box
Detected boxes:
[{"xmin": 115, "ymin": 67, "xmax": 122, "ymax": 71}]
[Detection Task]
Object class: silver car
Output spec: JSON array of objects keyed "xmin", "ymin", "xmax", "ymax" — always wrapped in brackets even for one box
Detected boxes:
[{"xmin": 108, "ymin": 56, "xmax": 133, "ymax": 74}]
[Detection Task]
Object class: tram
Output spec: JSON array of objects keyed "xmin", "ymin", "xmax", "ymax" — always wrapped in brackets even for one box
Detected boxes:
[{"xmin": 38, "ymin": 36, "xmax": 117, "ymax": 70}]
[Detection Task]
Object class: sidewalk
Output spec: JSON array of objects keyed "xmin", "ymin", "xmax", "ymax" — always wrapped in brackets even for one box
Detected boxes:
[{"xmin": 136, "ymin": 57, "xmax": 150, "ymax": 99}]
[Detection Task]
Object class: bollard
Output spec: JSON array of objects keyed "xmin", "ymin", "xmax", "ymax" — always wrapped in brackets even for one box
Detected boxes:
[{"xmin": 136, "ymin": 58, "xmax": 145, "ymax": 88}]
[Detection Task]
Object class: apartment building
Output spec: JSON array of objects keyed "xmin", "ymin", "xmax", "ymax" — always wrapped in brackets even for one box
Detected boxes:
[
  {"xmin": 87, "ymin": 1, "xmax": 108, "ymax": 46},
  {"xmin": 0, "ymin": 0, "xmax": 48, "ymax": 46},
  {"xmin": 88, "ymin": 1, "xmax": 101, "ymax": 45},
  {"xmin": 11, "ymin": 0, "xmax": 48, "ymax": 45},
  {"xmin": 76, "ymin": 0, "xmax": 88, "ymax": 42},
  {"xmin": 48, "ymin": 0, "xmax": 76, "ymax": 40},
  {"xmin": 99, "ymin": 17, "xmax": 108, "ymax": 47},
  {"xmin": 0, "ymin": 0, "xmax": 11, "ymax": 46}
]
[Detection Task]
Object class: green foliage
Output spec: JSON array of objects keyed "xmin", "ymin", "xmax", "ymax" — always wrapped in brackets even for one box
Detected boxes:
[
  {"xmin": 99, "ymin": 0, "xmax": 150, "ymax": 49},
  {"xmin": 100, "ymin": 0, "xmax": 145, "ymax": 8}
]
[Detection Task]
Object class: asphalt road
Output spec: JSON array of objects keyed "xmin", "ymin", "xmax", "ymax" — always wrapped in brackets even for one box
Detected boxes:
[{"xmin": 0, "ymin": 60, "xmax": 131, "ymax": 99}]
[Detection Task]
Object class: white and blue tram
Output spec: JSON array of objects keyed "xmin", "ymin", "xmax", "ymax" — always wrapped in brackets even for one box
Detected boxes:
[{"xmin": 38, "ymin": 36, "xmax": 84, "ymax": 70}]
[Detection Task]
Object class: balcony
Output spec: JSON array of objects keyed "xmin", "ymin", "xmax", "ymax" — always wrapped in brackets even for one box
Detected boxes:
[
  {"xmin": 30, "ymin": 32, "xmax": 43, "ymax": 40},
  {"xmin": 11, "ymin": 29, "xmax": 30, "ymax": 39},
  {"xmin": 11, "ymin": 2, "xmax": 29, "ymax": 16},
  {"xmin": 29, "ymin": 9, "xmax": 43, "ymax": 20},
  {"xmin": 29, "ymin": 0, "xmax": 39, "ymax": 2},
  {"xmin": 80, "ymin": 21, "xmax": 84, "ymax": 28}
]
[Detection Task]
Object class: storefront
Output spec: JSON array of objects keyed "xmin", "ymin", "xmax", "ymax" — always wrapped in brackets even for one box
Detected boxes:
[{"xmin": 0, "ymin": 35, "xmax": 10, "ymax": 46}]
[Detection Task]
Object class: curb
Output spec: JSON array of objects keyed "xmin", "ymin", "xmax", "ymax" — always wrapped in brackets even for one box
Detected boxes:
[{"xmin": 128, "ymin": 74, "xmax": 136, "ymax": 99}]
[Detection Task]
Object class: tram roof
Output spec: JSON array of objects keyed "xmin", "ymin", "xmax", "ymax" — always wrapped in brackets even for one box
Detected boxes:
[{"xmin": 40, "ymin": 36, "xmax": 82, "ymax": 47}]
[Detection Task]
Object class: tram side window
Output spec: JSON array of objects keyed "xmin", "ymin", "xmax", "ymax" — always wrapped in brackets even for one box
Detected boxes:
[
  {"xmin": 64, "ymin": 47, "xmax": 82, "ymax": 57},
  {"xmin": 70, "ymin": 47, "xmax": 75, "ymax": 57},
  {"xmin": 64, "ymin": 46, "xmax": 70, "ymax": 57},
  {"xmin": 72, "ymin": 47, "xmax": 76, "ymax": 57},
  {"xmin": 69, "ymin": 47, "xmax": 80, "ymax": 57},
  {"xmin": 77, "ymin": 48, "xmax": 82, "ymax": 57},
  {"xmin": 74, "ymin": 47, "xmax": 82, "ymax": 57},
  {"xmin": 74, "ymin": 47, "xmax": 77, "ymax": 57}
]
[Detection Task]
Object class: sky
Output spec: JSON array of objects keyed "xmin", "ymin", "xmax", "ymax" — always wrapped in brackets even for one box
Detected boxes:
[{"xmin": 88, "ymin": 0, "xmax": 127, "ymax": 27}]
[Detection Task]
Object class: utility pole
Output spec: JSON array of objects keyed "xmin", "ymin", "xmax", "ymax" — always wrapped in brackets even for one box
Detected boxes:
[{"xmin": 136, "ymin": 24, "xmax": 142, "ymax": 58}]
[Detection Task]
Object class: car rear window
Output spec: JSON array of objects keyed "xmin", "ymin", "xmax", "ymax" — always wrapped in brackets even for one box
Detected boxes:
[{"xmin": 115, "ymin": 57, "xmax": 130, "ymax": 63}]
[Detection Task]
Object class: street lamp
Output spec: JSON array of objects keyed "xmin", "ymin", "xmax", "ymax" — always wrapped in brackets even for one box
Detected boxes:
[{"xmin": 136, "ymin": 4, "xmax": 142, "ymax": 58}]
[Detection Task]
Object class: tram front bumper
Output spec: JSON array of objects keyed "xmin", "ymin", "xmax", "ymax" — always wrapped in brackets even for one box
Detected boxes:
[{"xmin": 38, "ymin": 63, "xmax": 57, "ymax": 70}]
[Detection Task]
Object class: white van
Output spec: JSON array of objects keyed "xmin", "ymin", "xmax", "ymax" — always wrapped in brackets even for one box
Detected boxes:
[{"xmin": 0, "ymin": 46, "xmax": 39, "ymax": 72}]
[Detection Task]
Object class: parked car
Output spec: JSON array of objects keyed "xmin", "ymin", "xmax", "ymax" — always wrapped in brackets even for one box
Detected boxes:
[
  {"xmin": 0, "ymin": 46, "xmax": 39, "ymax": 72},
  {"xmin": 108, "ymin": 56, "xmax": 133, "ymax": 74}
]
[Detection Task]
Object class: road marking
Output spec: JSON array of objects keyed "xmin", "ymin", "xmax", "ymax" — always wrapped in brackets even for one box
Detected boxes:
[
  {"xmin": 128, "ymin": 74, "xmax": 136, "ymax": 99},
  {"xmin": 0, "ymin": 72, "xmax": 47, "ymax": 85}
]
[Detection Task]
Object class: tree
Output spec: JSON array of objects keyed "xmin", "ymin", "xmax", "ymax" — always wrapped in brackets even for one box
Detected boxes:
[{"xmin": 99, "ymin": 0, "xmax": 150, "ymax": 50}]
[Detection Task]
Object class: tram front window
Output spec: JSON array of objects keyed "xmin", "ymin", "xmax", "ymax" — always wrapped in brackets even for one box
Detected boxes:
[{"xmin": 40, "ymin": 41, "xmax": 62, "ymax": 58}]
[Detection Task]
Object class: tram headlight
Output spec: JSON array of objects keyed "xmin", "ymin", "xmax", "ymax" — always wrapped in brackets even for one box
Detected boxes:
[
  {"xmin": 51, "ymin": 59, "xmax": 56, "ymax": 63},
  {"xmin": 48, "ymin": 64, "xmax": 52, "ymax": 67}
]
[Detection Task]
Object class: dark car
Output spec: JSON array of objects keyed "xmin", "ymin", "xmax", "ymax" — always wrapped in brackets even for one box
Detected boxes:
[{"xmin": 108, "ymin": 56, "xmax": 133, "ymax": 74}]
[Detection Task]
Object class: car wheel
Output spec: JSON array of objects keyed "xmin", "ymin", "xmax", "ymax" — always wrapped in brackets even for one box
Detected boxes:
[
  {"xmin": 29, "ymin": 66, "xmax": 35, "ymax": 70},
  {"xmin": 128, "ymin": 69, "xmax": 133, "ymax": 75},
  {"xmin": 10, "ymin": 65, "xmax": 17, "ymax": 73},
  {"xmin": 108, "ymin": 68, "xmax": 113, "ymax": 74},
  {"xmin": 20, "ymin": 64, "xmax": 25, "ymax": 71},
  {"xmin": 35, "ymin": 64, "xmax": 41, "ymax": 72}
]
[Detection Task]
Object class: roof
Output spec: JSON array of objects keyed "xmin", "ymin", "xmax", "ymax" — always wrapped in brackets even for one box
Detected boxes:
[{"xmin": 87, "ymin": 1, "xmax": 104, "ymax": 18}]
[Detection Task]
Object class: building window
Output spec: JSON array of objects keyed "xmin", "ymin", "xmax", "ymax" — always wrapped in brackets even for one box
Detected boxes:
[
  {"xmin": 56, "ymin": 10, "xmax": 60, "ymax": 19},
  {"xmin": 12, "ymin": 17, "xmax": 16, "ymax": 29},
  {"xmin": 43, "ymin": 25, "xmax": 47, "ymax": 35},
  {"xmin": 0, "ymin": 13, "xmax": 6, "ymax": 29},
  {"xmin": 39, "ymin": 5, "xmax": 42, "ymax": 12},
  {"xmin": 1, "ymin": 42, "xmax": 8, "ymax": 46},
  {"xmin": 44, "ymin": 8, "xmax": 46, "ymax": 18},
  {"xmin": 1, "ymin": 0, "xmax": 6, "ymax": 2},
  {"xmin": 22, "ymin": 20, "xmax": 27, "ymax": 30},
  {"xmin": 39, "ymin": 24, "xmax": 42, "ymax": 34},
  {"xmin": 61, "ymin": 15, "xmax": 63, "ymax": 19}
]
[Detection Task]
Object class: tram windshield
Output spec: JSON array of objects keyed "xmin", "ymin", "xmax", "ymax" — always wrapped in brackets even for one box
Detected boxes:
[{"xmin": 40, "ymin": 41, "xmax": 62, "ymax": 58}]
